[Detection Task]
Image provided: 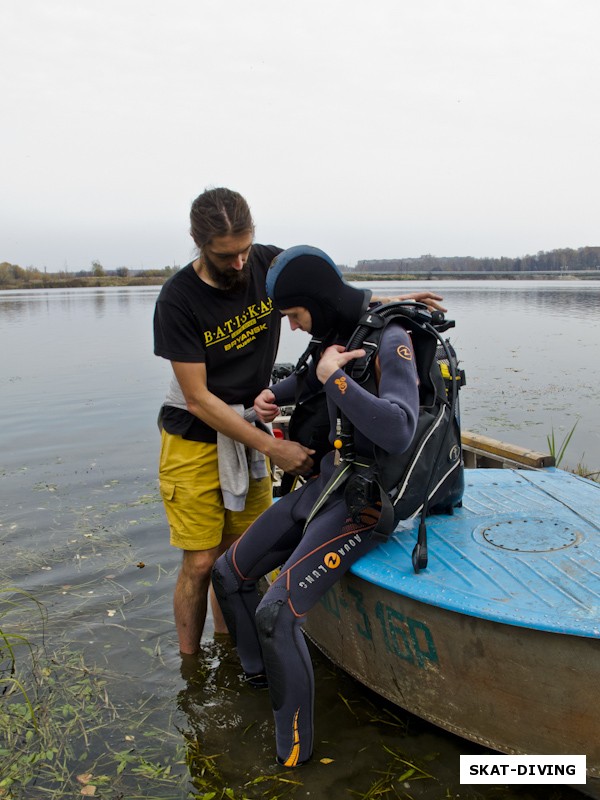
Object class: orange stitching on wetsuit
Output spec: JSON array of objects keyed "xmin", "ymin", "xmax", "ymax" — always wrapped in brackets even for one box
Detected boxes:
[{"xmin": 231, "ymin": 537, "xmax": 251, "ymax": 581}]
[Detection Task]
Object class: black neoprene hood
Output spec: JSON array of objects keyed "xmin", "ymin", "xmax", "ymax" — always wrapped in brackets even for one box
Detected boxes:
[{"xmin": 266, "ymin": 245, "xmax": 371, "ymax": 339}]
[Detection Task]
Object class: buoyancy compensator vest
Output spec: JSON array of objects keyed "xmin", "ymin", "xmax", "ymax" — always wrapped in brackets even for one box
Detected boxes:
[
  {"xmin": 341, "ymin": 301, "xmax": 465, "ymax": 571},
  {"xmin": 275, "ymin": 301, "xmax": 465, "ymax": 572}
]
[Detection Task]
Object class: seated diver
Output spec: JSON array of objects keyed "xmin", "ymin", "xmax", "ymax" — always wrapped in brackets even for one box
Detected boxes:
[{"xmin": 211, "ymin": 245, "xmax": 420, "ymax": 768}]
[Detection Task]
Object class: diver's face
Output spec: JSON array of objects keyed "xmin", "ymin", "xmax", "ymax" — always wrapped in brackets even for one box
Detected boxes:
[{"xmin": 281, "ymin": 307, "xmax": 312, "ymax": 333}]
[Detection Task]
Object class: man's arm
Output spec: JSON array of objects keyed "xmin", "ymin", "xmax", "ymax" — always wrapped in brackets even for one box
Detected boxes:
[
  {"xmin": 371, "ymin": 291, "xmax": 447, "ymax": 312},
  {"xmin": 171, "ymin": 361, "xmax": 314, "ymax": 475}
]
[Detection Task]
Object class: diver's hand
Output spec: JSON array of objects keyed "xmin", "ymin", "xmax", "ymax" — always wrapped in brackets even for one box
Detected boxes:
[
  {"xmin": 254, "ymin": 388, "xmax": 279, "ymax": 423},
  {"xmin": 317, "ymin": 345, "xmax": 366, "ymax": 384}
]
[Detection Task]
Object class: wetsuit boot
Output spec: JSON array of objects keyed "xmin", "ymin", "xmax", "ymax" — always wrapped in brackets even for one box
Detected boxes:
[{"xmin": 256, "ymin": 596, "xmax": 314, "ymax": 767}]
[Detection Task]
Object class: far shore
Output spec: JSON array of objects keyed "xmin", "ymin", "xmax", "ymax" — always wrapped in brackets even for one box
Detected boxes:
[
  {"xmin": 2, "ymin": 271, "xmax": 600, "ymax": 291},
  {"xmin": 0, "ymin": 276, "xmax": 167, "ymax": 291}
]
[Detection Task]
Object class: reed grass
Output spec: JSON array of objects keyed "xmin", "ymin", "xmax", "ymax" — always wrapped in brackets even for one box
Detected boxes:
[
  {"xmin": 1, "ymin": 586, "xmax": 313, "ymax": 800},
  {"xmin": 546, "ymin": 418, "xmax": 600, "ymax": 481},
  {"xmin": 0, "ymin": 588, "xmax": 189, "ymax": 799},
  {"xmin": 547, "ymin": 419, "xmax": 579, "ymax": 467},
  {"xmin": 347, "ymin": 745, "xmax": 434, "ymax": 799}
]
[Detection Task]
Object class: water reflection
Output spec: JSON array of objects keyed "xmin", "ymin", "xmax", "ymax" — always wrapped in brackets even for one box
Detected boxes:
[
  {"xmin": 0, "ymin": 286, "xmax": 159, "ymax": 322},
  {"xmin": 2, "ymin": 282, "xmax": 600, "ymax": 470},
  {"xmin": 366, "ymin": 280, "xmax": 600, "ymax": 321},
  {"xmin": 449, "ymin": 287, "xmax": 600, "ymax": 320},
  {"xmin": 176, "ymin": 642, "xmax": 277, "ymax": 796},
  {"xmin": 93, "ymin": 292, "xmax": 106, "ymax": 315},
  {"xmin": 117, "ymin": 291, "xmax": 131, "ymax": 310},
  {"xmin": 174, "ymin": 639, "xmax": 585, "ymax": 800}
]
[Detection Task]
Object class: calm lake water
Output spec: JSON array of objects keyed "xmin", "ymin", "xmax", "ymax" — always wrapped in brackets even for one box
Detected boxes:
[{"xmin": 1, "ymin": 281, "xmax": 598, "ymax": 799}]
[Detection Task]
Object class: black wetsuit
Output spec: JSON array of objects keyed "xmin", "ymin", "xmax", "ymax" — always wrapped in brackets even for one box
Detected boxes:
[{"xmin": 212, "ymin": 322, "xmax": 419, "ymax": 766}]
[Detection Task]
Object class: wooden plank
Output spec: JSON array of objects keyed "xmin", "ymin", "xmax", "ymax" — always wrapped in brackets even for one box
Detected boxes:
[{"xmin": 461, "ymin": 430, "xmax": 555, "ymax": 468}]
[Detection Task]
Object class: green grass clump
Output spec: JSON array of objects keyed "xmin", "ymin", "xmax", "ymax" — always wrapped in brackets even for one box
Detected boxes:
[{"xmin": 547, "ymin": 419, "xmax": 579, "ymax": 467}]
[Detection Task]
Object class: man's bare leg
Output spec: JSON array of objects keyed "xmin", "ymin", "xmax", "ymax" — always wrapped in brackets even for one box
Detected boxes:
[{"xmin": 174, "ymin": 547, "xmax": 219, "ymax": 654}]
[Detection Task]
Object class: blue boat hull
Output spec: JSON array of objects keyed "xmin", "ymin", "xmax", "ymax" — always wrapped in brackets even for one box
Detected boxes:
[{"xmin": 304, "ymin": 468, "xmax": 600, "ymax": 797}]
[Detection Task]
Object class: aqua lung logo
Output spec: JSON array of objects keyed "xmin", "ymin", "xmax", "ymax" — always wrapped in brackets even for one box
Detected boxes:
[
  {"xmin": 298, "ymin": 533, "xmax": 362, "ymax": 589},
  {"xmin": 334, "ymin": 376, "xmax": 348, "ymax": 394},
  {"xmin": 449, "ymin": 444, "xmax": 460, "ymax": 461}
]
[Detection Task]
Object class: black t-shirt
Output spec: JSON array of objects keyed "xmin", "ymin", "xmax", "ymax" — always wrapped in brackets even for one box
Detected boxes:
[{"xmin": 154, "ymin": 243, "xmax": 282, "ymax": 442}]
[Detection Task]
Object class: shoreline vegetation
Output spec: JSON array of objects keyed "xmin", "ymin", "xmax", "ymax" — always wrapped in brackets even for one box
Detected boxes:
[
  {"xmin": 2, "ymin": 245, "xmax": 599, "ymax": 290},
  {"xmin": 0, "ymin": 264, "xmax": 176, "ymax": 291},
  {"xmin": 3, "ymin": 272, "xmax": 600, "ymax": 291}
]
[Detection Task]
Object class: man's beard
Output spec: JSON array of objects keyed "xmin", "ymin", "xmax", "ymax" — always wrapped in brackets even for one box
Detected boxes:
[{"xmin": 202, "ymin": 254, "xmax": 251, "ymax": 291}]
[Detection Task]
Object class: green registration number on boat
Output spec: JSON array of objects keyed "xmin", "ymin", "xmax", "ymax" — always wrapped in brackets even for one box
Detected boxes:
[{"xmin": 319, "ymin": 585, "xmax": 439, "ymax": 668}]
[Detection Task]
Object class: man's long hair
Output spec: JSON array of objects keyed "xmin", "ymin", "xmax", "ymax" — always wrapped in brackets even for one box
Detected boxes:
[{"xmin": 190, "ymin": 187, "xmax": 255, "ymax": 250}]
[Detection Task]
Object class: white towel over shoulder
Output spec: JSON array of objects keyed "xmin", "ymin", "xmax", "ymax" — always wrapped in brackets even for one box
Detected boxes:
[{"xmin": 217, "ymin": 406, "xmax": 269, "ymax": 511}]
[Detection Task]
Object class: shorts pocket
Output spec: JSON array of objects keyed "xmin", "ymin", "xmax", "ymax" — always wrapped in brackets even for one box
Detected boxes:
[
  {"xmin": 159, "ymin": 480, "xmax": 176, "ymax": 502},
  {"xmin": 159, "ymin": 479, "xmax": 224, "ymax": 549}
]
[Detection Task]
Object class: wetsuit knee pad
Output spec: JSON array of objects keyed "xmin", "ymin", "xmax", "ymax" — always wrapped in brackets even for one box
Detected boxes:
[
  {"xmin": 212, "ymin": 552, "xmax": 243, "ymax": 595},
  {"xmin": 211, "ymin": 556, "xmax": 241, "ymax": 642},
  {"xmin": 255, "ymin": 600, "xmax": 290, "ymax": 710},
  {"xmin": 255, "ymin": 599, "xmax": 282, "ymax": 639}
]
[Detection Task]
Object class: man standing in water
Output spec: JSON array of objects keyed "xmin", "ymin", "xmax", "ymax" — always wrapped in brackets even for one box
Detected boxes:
[
  {"xmin": 154, "ymin": 188, "xmax": 314, "ymax": 657},
  {"xmin": 154, "ymin": 186, "xmax": 445, "ymax": 657}
]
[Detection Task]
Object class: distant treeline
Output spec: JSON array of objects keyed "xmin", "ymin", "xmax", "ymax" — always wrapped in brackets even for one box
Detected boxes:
[
  {"xmin": 349, "ymin": 246, "xmax": 600, "ymax": 275},
  {"xmin": 0, "ymin": 261, "xmax": 178, "ymax": 290},
  {"xmin": 3, "ymin": 246, "xmax": 600, "ymax": 290}
]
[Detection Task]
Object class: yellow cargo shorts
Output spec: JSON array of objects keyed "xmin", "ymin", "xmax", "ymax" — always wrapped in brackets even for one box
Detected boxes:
[{"xmin": 158, "ymin": 429, "xmax": 272, "ymax": 551}]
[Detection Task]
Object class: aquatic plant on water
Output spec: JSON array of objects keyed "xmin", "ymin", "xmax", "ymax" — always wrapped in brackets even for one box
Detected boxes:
[
  {"xmin": 1, "ymin": 585, "xmax": 321, "ymax": 800},
  {"xmin": 546, "ymin": 418, "xmax": 599, "ymax": 480},
  {"xmin": 0, "ymin": 588, "xmax": 188, "ymax": 799},
  {"xmin": 546, "ymin": 419, "xmax": 579, "ymax": 467},
  {"xmin": 0, "ymin": 589, "xmax": 42, "ymax": 733}
]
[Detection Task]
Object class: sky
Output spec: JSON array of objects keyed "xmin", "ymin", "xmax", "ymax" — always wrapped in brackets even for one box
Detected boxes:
[{"xmin": 1, "ymin": 0, "xmax": 599, "ymax": 271}]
